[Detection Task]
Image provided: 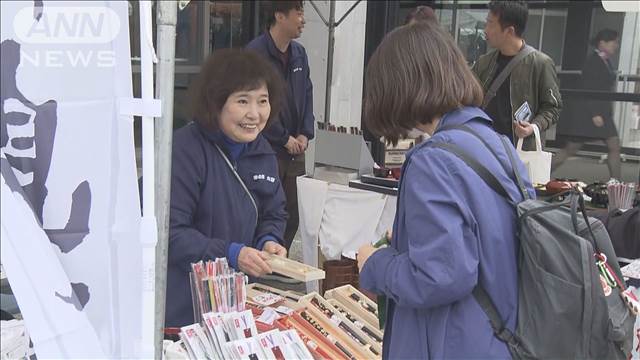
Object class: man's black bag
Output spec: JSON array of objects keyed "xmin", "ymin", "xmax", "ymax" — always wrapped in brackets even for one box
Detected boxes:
[
  {"xmin": 603, "ymin": 207, "xmax": 640, "ymax": 260},
  {"xmin": 429, "ymin": 124, "xmax": 636, "ymax": 359}
]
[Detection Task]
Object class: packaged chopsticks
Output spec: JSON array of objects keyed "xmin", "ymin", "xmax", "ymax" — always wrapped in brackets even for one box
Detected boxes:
[
  {"xmin": 607, "ymin": 180, "xmax": 636, "ymax": 211},
  {"xmin": 190, "ymin": 258, "xmax": 248, "ymax": 321}
]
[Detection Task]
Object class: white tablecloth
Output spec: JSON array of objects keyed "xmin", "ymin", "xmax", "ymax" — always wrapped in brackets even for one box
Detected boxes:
[{"xmin": 297, "ymin": 176, "xmax": 397, "ymax": 292}]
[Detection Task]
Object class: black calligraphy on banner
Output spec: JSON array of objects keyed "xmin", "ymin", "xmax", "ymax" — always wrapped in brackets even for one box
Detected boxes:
[{"xmin": 1, "ymin": 14, "xmax": 93, "ymax": 309}]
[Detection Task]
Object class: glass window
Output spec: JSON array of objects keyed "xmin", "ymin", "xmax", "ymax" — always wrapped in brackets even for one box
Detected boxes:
[
  {"xmin": 256, "ymin": 1, "xmax": 276, "ymax": 39},
  {"xmin": 540, "ymin": 9, "xmax": 568, "ymax": 66},
  {"xmin": 556, "ymin": 8, "xmax": 639, "ymax": 151},
  {"xmin": 210, "ymin": 1, "xmax": 244, "ymax": 51},
  {"xmin": 522, "ymin": 9, "xmax": 542, "ymax": 49},
  {"xmin": 455, "ymin": 9, "xmax": 489, "ymax": 64},
  {"xmin": 173, "ymin": 73, "xmax": 195, "ymax": 129},
  {"xmin": 435, "ymin": 8, "xmax": 454, "ymax": 34},
  {"xmin": 128, "ymin": 0, "xmax": 204, "ymax": 65},
  {"xmin": 552, "ymin": 4, "xmax": 639, "ymax": 182},
  {"xmin": 175, "ymin": 1, "xmax": 204, "ymax": 64}
]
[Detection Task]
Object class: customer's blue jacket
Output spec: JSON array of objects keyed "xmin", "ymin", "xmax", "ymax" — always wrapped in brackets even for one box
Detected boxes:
[
  {"xmin": 166, "ymin": 122, "xmax": 287, "ymax": 327},
  {"xmin": 360, "ymin": 107, "xmax": 535, "ymax": 359},
  {"xmin": 246, "ymin": 32, "xmax": 314, "ymax": 150}
]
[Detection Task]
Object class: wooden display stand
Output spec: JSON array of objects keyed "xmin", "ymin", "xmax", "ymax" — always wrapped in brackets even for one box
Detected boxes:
[
  {"xmin": 265, "ymin": 254, "xmax": 326, "ymax": 282},
  {"xmin": 300, "ymin": 292, "xmax": 382, "ymax": 358},
  {"xmin": 325, "ymin": 285, "xmax": 380, "ymax": 330}
]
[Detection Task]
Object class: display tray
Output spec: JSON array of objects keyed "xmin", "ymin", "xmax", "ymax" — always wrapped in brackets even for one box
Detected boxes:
[
  {"xmin": 299, "ymin": 293, "xmax": 380, "ymax": 359},
  {"xmin": 361, "ymin": 174, "xmax": 398, "ymax": 188},
  {"xmin": 349, "ymin": 179, "xmax": 398, "ymax": 196},
  {"xmin": 325, "ymin": 285, "xmax": 381, "ymax": 331}
]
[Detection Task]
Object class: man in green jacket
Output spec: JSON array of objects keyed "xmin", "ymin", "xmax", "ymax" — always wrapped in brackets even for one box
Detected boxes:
[{"xmin": 472, "ymin": 0, "xmax": 562, "ymax": 151}]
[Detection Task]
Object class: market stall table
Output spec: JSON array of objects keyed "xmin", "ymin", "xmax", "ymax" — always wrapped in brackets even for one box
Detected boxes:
[{"xmin": 297, "ymin": 176, "xmax": 396, "ymax": 292}]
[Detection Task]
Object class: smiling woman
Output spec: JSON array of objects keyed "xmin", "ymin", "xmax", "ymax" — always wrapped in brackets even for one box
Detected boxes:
[
  {"xmin": 166, "ymin": 48, "xmax": 288, "ymax": 328},
  {"xmin": 190, "ymin": 48, "xmax": 283, "ymax": 133},
  {"xmin": 218, "ymin": 86, "xmax": 271, "ymax": 143}
]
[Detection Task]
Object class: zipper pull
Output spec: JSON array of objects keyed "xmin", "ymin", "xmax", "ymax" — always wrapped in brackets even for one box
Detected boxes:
[{"xmin": 548, "ymin": 88, "xmax": 558, "ymax": 106}]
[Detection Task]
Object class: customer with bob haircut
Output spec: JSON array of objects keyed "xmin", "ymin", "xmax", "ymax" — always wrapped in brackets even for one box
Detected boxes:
[
  {"xmin": 357, "ymin": 21, "xmax": 534, "ymax": 359},
  {"xmin": 166, "ymin": 49, "xmax": 288, "ymax": 327}
]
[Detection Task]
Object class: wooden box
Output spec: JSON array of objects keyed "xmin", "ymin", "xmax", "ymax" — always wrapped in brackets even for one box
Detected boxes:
[
  {"xmin": 327, "ymin": 298, "xmax": 383, "ymax": 347},
  {"xmin": 265, "ymin": 255, "xmax": 326, "ymax": 282},
  {"xmin": 300, "ymin": 292, "xmax": 381, "ymax": 358},
  {"xmin": 325, "ymin": 285, "xmax": 380, "ymax": 330}
]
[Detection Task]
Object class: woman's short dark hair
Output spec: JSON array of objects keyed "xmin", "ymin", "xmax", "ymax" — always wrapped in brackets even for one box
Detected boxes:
[
  {"xmin": 591, "ymin": 28, "xmax": 619, "ymax": 47},
  {"xmin": 265, "ymin": 1, "xmax": 304, "ymax": 29},
  {"xmin": 364, "ymin": 21, "xmax": 483, "ymax": 145},
  {"xmin": 190, "ymin": 48, "xmax": 284, "ymax": 130},
  {"xmin": 488, "ymin": 0, "xmax": 528, "ymax": 37},
  {"xmin": 405, "ymin": 6, "xmax": 438, "ymax": 25}
]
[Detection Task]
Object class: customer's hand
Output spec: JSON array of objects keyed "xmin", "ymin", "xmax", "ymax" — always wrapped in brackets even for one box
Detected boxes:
[
  {"xmin": 357, "ymin": 244, "xmax": 381, "ymax": 272},
  {"xmin": 263, "ymin": 241, "xmax": 287, "ymax": 257},
  {"xmin": 514, "ymin": 121, "xmax": 534, "ymax": 138},
  {"xmin": 592, "ymin": 115, "xmax": 604, "ymax": 128},
  {"xmin": 296, "ymin": 134, "xmax": 309, "ymax": 151},
  {"xmin": 285, "ymin": 136, "xmax": 303, "ymax": 155},
  {"xmin": 238, "ymin": 247, "xmax": 272, "ymax": 277}
]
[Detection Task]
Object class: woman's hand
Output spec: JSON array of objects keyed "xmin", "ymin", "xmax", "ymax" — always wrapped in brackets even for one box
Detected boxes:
[
  {"xmin": 263, "ymin": 241, "xmax": 287, "ymax": 257},
  {"xmin": 357, "ymin": 244, "xmax": 381, "ymax": 272},
  {"xmin": 238, "ymin": 247, "xmax": 272, "ymax": 277},
  {"xmin": 592, "ymin": 115, "xmax": 604, "ymax": 127}
]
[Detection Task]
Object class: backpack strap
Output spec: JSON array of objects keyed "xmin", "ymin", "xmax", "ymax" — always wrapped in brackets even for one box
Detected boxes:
[
  {"xmin": 472, "ymin": 286, "xmax": 519, "ymax": 346},
  {"xmin": 482, "ymin": 44, "xmax": 535, "ymax": 109},
  {"xmin": 435, "ymin": 123, "xmax": 530, "ymax": 201},
  {"xmin": 425, "ymin": 138, "xmax": 529, "ymax": 357},
  {"xmin": 570, "ymin": 192, "xmax": 602, "ymax": 254},
  {"xmin": 427, "ymin": 142, "xmax": 515, "ymax": 204}
]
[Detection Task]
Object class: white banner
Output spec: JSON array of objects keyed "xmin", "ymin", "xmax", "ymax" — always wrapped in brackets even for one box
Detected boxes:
[{"xmin": 1, "ymin": 1, "xmax": 144, "ymax": 358}]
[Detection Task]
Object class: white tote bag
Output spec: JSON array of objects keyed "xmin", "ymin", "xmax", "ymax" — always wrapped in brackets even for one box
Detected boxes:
[{"xmin": 516, "ymin": 124, "xmax": 552, "ymax": 185}]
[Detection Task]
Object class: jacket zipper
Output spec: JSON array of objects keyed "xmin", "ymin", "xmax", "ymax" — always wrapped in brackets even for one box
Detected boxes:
[
  {"xmin": 548, "ymin": 88, "xmax": 558, "ymax": 107},
  {"xmin": 214, "ymin": 144, "xmax": 259, "ymax": 230}
]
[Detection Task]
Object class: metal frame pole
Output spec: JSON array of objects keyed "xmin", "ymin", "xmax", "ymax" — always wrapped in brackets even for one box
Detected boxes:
[
  {"xmin": 154, "ymin": 1, "xmax": 177, "ymax": 359},
  {"xmin": 324, "ymin": 1, "xmax": 336, "ymax": 125},
  {"xmin": 309, "ymin": 0, "xmax": 362, "ymax": 125}
]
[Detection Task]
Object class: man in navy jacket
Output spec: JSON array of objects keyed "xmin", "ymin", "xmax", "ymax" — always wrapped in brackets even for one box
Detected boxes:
[{"xmin": 247, "ymin": 0, "xmax": 314, "ymax": 250}]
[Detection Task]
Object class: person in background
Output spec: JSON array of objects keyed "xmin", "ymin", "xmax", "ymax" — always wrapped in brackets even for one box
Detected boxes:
[
  {"xmin": 247, "ymin": 0, "xmax": 314, "ymax": 251},
  {"xmin": 552, "ymin": 29, "xmax": 622, "ymax": 180},
  {"xmin": 405, "ymin": 5, "xmax": 438, "ymax": 25},
  {"xmin": 357, "ymin": 21, "xmax": 534, "ymax": 359},
  {"xmin": 166, "ymin": 49, "xmax": 287, "ymax": 327},
  {"xmin": 473, "ymin": 0, "xmax": 562, "ymax": 151}
]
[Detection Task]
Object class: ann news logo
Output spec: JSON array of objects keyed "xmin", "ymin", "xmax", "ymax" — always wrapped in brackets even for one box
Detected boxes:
[{"xmin": 13, "ymin": 6, "xmax": 121, "ymax": 68}]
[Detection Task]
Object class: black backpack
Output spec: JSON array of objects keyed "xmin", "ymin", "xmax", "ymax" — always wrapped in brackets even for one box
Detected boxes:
[{"xmin": 429, "ymin": 124, "xmax": 636, "ymax": 359}]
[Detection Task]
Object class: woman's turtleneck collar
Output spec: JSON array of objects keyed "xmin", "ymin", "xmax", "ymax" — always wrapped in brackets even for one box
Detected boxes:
[{"xmin": 221, "ymin": 132, "xmax": 247, "ymax": 162}]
